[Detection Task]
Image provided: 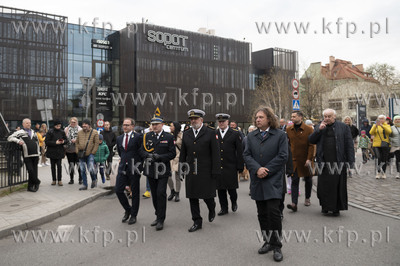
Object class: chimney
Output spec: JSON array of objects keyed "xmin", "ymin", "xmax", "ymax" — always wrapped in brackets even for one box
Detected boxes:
[{"xmin": 329, "ymin": 56, "xmax": 335, "ymax": 71}]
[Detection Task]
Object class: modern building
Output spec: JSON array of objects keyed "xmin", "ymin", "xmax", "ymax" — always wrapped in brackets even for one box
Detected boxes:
[{"xmin": 0, "ymin": 5, "xmax": 298, "ymax": 129}]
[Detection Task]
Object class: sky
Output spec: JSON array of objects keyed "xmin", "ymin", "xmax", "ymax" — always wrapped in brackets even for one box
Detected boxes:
[{"xmin": 4, "ymin": 0, "xmax": 400, "ymax": 76}]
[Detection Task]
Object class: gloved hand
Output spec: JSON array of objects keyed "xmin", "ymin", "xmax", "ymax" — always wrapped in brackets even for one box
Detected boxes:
[{"xmin": 152, "ymin": 153, "xmax": 161, "ymax": 162}]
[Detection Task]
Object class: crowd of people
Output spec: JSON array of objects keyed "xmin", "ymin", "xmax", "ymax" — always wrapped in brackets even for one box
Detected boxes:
[{"xmin": 8, "ymin": 107, "xmax": 398, "ymax": 263}]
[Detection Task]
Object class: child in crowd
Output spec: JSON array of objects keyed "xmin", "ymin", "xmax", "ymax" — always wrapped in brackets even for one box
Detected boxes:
[
  {"xmin": 358, "ymin": 130, "xmax": 372, "ymax": 164},
  {"xmin": 94, "ymin": 134, "xmax": 110, "ymax": 183}
]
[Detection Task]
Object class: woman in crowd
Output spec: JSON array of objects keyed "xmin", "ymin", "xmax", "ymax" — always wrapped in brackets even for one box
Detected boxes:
[
  {"xmin": 45, "ymin": 120, "xmax": 67, "ymax": 186},
  {"xmin": 64, "ymin": 117, "xmax": 82, "ymax": 184},
  {"xmin": 370, "ymin": 115, "xmax": 392, "ymax": 179},
  {"xmin": 167, "ymin": 121, "xmax": 183, "ymax": 202},
  {"xmin": 390, "ymin": 115, "xmax": 400, "ymax": 179},
  {"xmin": 37, "ymin": 129, "xmax": 47, "ymax": 167},
  {"xmin": 343, "ymin": 116, "xmax": 359, "ymax": 153}
]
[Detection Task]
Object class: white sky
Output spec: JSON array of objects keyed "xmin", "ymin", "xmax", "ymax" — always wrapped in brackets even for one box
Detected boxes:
[{"xmin": 4, "ymin": 0, "xmax": 400, "ymax": 75}]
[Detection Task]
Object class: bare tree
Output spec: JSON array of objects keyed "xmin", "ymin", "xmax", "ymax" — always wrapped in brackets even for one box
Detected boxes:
[
  {"xmin": 251, "ymin": 68, "xmax": 293, "ymax": 119},
  {"xmin": 300, "ymin": 67, "xmax": 330, "ymax": 120},
  {"xmin": 366, "ymin": 63, "xmax": 399, "ymax": 87}
]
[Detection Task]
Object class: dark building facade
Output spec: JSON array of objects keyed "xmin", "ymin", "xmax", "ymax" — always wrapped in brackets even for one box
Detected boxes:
[
  {"xmin": 0, "ymin": 6, "xmax": 67, "ymax": 128},
  {"xmin": 117, "ymin": 23, "xmax": 251, "ymax": 123}
]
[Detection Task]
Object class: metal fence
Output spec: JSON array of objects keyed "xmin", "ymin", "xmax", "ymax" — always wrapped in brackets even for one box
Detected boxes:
[{"xmin": 0, "ymin": 141, "xmax": 27, "ymax": 188}]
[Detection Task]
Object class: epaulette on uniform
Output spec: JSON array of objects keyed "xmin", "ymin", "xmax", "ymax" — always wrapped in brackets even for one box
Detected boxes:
[
  {"xmin": 208, "ymin": 126, "xmax": 215, "ymax": 130},
  {"xmin": 232, "ymin": 128, "xmax": 238, "ymax": 131}
]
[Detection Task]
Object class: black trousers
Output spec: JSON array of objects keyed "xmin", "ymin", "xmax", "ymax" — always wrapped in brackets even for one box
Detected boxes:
[
  {"xmin": 105, "ymin": 146, "xmax": 114, "ymax": 175},
  {"xmin": 66, "ymin": 152, "xmax": 82, "ymax": 181},
  {"xmin": 291, "ymin": 170, "xmax": 312, "ymax": 205},
  {"xmin": 256, "ymin": 199, "xmax": 282, "ymax": 248},
  {"xmin": 395, "ymin": 150, "xmax": 400, "ymax": 172},
  {"xmin": 148, "ymin": 176, "xmax": 169, "ymax": 222},
  {"xmin": 374, "ymin": 147, "xmax": 390, "ymax": 173},
  {"xmin": 115, "ymin": 170, "xmax": 141, "ymax": 217},
  {"xmin": 24, "ymin": 157, "xmax": 39, "ymax": 188},
  {"xmin": 217, "ymin": 189, "xmax": 237, "ymax": 211},
  {"xmin": 189, "ymin": 198, "xmax": 215, "ymax": 225},
  {"xmin": 50, "ymin": 158, "xmax": 62, "ymax": 181}
]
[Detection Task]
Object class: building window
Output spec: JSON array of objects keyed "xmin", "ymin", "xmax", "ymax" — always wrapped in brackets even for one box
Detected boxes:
[
  {"xmin": 329, "ymin": 99, "xmax": 342, "ymax": 110},
  {"xmin": 348, "ymin": 98, "xmax": 357, "ymax": 109}
]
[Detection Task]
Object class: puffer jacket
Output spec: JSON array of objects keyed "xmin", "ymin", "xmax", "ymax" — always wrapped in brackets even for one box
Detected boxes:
[
  {"xmin": 370, "ymin": 123, "xmax": 392, "ymax": 147},
  {"xmin": 94, "ymin": 141, "xmax": 110, "ymax": 163}
]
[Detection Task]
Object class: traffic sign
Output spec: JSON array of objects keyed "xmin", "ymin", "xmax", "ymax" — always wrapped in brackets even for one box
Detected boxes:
[
  {"xmin": 97, "ymin": 127, "xmax": 104, "ymax": 132},
  {"xmin": 96, "ymin": 113, "xmax": 104, "ymax": 121},
  {"xmin": 292, "ymin": 79, "xmax": 299, "ymax": 89},
  {"xmin": 96, "ymin": 119, "xmax": 104, "ymax": 127},
  {"xmin": 292, "ymin": 100, "xmax": 300, "ymax": 110},
  {"xmin": 292, "ymin": 89, "xmax": 299, "ymax": 100}
]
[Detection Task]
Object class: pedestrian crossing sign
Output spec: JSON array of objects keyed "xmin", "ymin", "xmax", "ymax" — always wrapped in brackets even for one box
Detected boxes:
[{"xmin": 293, "ymin": 100, "xmax": 300, "ymax": 110}]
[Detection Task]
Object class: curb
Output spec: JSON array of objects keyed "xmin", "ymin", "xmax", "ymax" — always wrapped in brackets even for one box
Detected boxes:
[{"xmin": 0, "ymin": 189, "xmax": 113, "ymax": 239}]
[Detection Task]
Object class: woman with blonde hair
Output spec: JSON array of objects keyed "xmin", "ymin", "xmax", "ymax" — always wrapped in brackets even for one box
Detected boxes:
[
  {"xmin": 64, "ymin": 117, "xmax": 82, "ymax": 184},
  {"xmin": 370, "ymin": 115, "xmax": 392, "ymax": 179}
]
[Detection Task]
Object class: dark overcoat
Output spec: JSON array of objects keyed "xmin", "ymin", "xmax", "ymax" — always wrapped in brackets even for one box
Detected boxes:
[
  {"xmin": 139, "ymin": 131, "xmax": 176, "ymax": 179},
  {"xmin": 45, "ymin": 128, "xmax": 67, "ymax": 160},
  {"xmin": 179, "ymin": 125, "xmax": 221, "ymax": 199},
  {"xmin": 216, "ymin": 128, "xmax": 244, "ymax": 190},
  {"xmin": 244, "ymin": 128, "xmax": 288, "ymax": 201}
]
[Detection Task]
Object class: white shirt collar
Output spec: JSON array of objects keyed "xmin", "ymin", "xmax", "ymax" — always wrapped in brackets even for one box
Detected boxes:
[
  {"xmin": 219, "ymin": 127, "xmax": 228, "ymax": 138},
  {"xmin": 193, "ymin": 124, "xmax": 203, "ymax": 136}
]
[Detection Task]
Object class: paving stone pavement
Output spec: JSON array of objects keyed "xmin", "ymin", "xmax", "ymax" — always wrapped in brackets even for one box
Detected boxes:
[
  {"xmin": 347, "ymin": 151, "xmax": 400, "ymax": 219},
  {"xmin": 0, "ymin": 158, "xmax": 113, "ymax": 238}
]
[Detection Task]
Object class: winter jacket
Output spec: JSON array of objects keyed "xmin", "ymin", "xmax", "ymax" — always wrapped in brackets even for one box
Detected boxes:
[
  {"xmin": 7, "ymin": 129, "xmax": 40, "ymax": 157},
  {"xmin": 94, "ymin": 142, "xmax": 110, "ymax": 163},
  {"xmin": 45, "ymin": 128, "xmax": 67, "ymax": 160},
  {"xmin": 370, "ymin": 123, "xmax": 392, "ymax": 147},
  {"xmin": 390, "ymin": 126, "xmax": 400, "ymax": 148},
  {"xmin": 358, "ymin": 136, "xmax": 371, "ymax": 149},
  {"xmin": 75, "ymin": 129, "xmax": 99, "ymax": 156}
]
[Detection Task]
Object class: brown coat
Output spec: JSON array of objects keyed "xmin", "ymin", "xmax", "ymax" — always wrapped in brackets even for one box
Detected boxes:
[
  {"xmin": 286, "ymin": 122, "xmax": 315, "ymax": 177},
  {"xmin": 75, "ymin": 128, "xmax": 99, "ymax": 156}
]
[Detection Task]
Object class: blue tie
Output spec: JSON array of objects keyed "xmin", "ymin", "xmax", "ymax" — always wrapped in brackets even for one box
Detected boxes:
[{"xmin": 261, "ymin": 131, "xmax": 267, "ymax": 138}]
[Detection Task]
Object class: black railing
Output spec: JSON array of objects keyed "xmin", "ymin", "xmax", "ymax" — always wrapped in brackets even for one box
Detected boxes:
[{"xmin": 0, "ymin": 141, "xmax": 27, "ymax": 189}]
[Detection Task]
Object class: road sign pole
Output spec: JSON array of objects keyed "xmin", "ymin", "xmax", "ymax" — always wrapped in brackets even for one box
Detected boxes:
[{"xmin": 45, "ymin": 104, "xmax": 49, "ymax": 129}]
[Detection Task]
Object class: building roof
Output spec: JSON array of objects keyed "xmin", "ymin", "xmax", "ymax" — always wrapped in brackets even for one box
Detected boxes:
[{"xmin": 320, "ymin": 56, "xmax": 379, "ymax": 83}]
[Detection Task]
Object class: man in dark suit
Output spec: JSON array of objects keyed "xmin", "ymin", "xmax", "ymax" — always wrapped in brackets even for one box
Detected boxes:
[
  {"xmin": 115, "ymin": 118, "xmax": 143, "ymax": 225},
  {"xmin": 244, "ymin": 106, "xmax": 288, "ymax": 262},
  {"xmin": 179, "ymin": 109, "xmax": 221, "ymax": 232},
  {"xmin": 215, "ymin": 113, "xmax": 244, "ymax": 215},
  {"xmin": 140, "ymin": 113, "xmax": 176, "ymax": 231}
]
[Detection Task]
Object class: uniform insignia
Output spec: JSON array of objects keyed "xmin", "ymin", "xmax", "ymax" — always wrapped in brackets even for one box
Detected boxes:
[
  {"xmin": 216, "ymin": 134, "xmax": 218, "ymax": 139},
  {"xmin": 160, "ymin": 140, "xmax": 168, "ymax": 143}
]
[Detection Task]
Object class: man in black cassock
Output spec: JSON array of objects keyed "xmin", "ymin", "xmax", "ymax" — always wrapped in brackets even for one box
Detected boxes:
[{"xmin": 309, "ymin": 108, "xmax": 355, "ymax": 216}]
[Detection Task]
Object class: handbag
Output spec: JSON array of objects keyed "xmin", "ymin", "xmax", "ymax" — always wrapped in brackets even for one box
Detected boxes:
[
  {"xmin": 377, "ymin": 126, "xmax": 389, "ymax": 148},
  {"xmin": 77, "ymin": 129, "xmax": 93, "ymax": 159}
]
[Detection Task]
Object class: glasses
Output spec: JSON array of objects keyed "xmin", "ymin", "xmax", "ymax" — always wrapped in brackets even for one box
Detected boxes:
[{"xmin": 123, "ymin": 124, "xmax": 132, "ymax": 127}]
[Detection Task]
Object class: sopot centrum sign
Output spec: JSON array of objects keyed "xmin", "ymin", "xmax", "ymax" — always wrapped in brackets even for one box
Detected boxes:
[{"xmin": 147, "ymin": 30, "xmax": 189, "ymax": 52}]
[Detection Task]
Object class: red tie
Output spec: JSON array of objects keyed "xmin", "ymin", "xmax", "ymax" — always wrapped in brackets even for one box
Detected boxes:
[{"xmin": 124, "ymin": 134, "xmax": 128, "ymax": 151}]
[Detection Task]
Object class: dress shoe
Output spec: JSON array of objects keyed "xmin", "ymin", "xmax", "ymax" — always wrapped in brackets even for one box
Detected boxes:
[
  {"xmin": 273, "ymin": 248, "xmax": 283, "ymax": 262},
  {"xmin": 209, "ymin": 208, "xmax": 216, "ymax": 222},
  {"xmin": 151, "ymin": 220, "xmax": 158, "ymax": 226},
  {"xmin": 128, "ymin": 216, "xmax": 137, "ymax": 224},
  {"xmin": 35, "ymin": 180, "xmax": 41, "ymax": 191},
  {"xmin": 218, "ymin": 209, "xmax": 228, "ymax": 216},
  {"xmin": 332, "ymin": 211, "xmax": 340, "ymax": 217},
  {"xmin": 174, "ymin": 192, "xmax": 180, "ymax": 202},
  {"xmin": 68, "ymin": 180, "xmax": 74, "ymax": 184},
  {"xmin": 287, "ymin": 203, "xmax": 297, "ymax": 212},
  {"xmin": 156, "ymin": 222, "xmax": 164, "ymax": 231},
  {"xmin": 321, "ymin": 209, "xmax": 328, "ymax": 216},
  {"xmin": 258, "ymin": 242, "xmax": 273, "ymax": 254},
  {"xmin": 304, "ymin": 199, "xmax": 311, "ymax": 206},
  {"xmin": 232, "ymin": 202, "xmax": 238, "ymax": 212},
  {"xmin": 188, "ymin": 223, "xmax": 202, "ymax": 232},
  {"xmin": 27, "ymin": 186, "xmax": 37, "ymax": 192},
  {"xmin": 122, "ymin": 211, "xmax": 130, "ymax": 223},
  {"xmin": 79, "ymin": 186, "xmax": 88, "ymax": 190},
  {"xmin": 168, "ymin": 189, "xmax": 176, "ymax": 201}
]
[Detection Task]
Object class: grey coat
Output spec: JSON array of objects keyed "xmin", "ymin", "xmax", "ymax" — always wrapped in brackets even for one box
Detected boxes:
[
  {"xmin": 244, "ymin": 128, "xmax": 288, "ymax": 201},
  {"xmin": 390, "ymin": 126, "xmax": 400, "ymax": 148}
]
